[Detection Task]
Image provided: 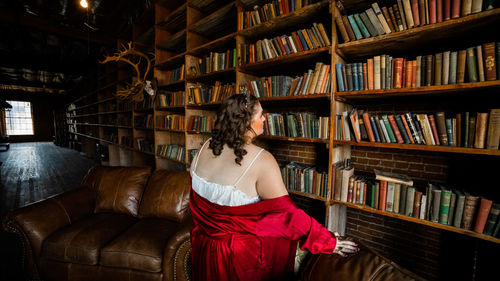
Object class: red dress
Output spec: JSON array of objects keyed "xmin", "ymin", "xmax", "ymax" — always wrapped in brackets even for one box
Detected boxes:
[{"xmin": 189, "ymin": 188, "xmax": 337, "ymax": 281}]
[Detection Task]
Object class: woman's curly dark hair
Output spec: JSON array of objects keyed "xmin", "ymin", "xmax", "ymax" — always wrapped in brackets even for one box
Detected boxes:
[{"xmin": 209, "ymin": 93, "xmax": 260, "ymax": 165}]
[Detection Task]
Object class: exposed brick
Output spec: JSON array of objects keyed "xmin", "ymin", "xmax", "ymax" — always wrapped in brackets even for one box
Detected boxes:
[
  {"xmin": 348, "ymin": 229, "xmax": 373, "ymax": 240},
  {"xmin": 358, "ymin": 226, "xmax": 384, "ymax": 237},
  {"xmin": 351, "ymin": 150, "xmax": 367, "ymax": 157},
  {"xmin": 368, "ymin": 159, "xmax": 380, "ymax": 165},
  {"xmin": 381, "ymin": 160, "xmax": 396, "ymax": 167},
  {"xmin": 409, "ymin": 163, "xmax": 425, "ymax": 170},
  {"xmin": 367, "ymin": 152, "xmax": 393, "ymax": 159},
  {"xmin": 424, "ymin": 165, "xmax": 443, "ymax": 173},
  {"xmin": 358, "ymin": 213, "xmax": 383, "ymax": 225},
  {"xmin": 394, "ymin": 154, "xmax": 422, "ymax": 163}
]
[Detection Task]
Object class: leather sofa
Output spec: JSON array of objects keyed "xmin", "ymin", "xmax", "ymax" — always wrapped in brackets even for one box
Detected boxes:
[{"xmin": 2, "ymin": 166, "xmax": 193, "ymax": 281}]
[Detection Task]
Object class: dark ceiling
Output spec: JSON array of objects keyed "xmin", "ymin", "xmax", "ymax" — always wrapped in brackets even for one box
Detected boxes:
[{"xmin": 0, "ymin": 0, "xmax": 153, "ymax": 94}]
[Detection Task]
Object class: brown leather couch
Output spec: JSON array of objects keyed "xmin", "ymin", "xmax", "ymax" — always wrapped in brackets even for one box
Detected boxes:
[{"xmin": 2, "ymin": 166, "xmax": 192, "ymax": 281}]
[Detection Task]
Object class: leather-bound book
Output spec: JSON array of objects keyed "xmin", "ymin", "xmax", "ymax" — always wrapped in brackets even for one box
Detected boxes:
[
  {"xmin": 425, "ymin": 55, "xmax": 434, "ymax": 86},
  {"xmin": 456, "ymin": 113, "xmax": 462, "ymax": 147},
  {"xmin": 447, "ymin": 192, "xmax": 457, "ymax": 225},
  {"xmin": 476, "ymin": 45, "xmax": 485, "ymax": 81},
  {"xmin": 484, "ymin": 203, "xmax": 500, "ymax": 236},
  {"xmin": 428, "ymin": 114, "xmax": 441, "ymax": 145},
  {"xmin": 474, "ymin": 112, "xmax": 489, "ymax": 149},
  {"xmin": 436, "ymin": 0, "xmax": 443, "ymax": 22},
  {"xmin": 381, "ymin": 7, "xmax": 396, "ymax": 32},
  {"xmin": 341, "ymin": 15, "xmax": 356, "ymax": 41},
  {"xmin": 334, "ymin": 11, "xmax": 350, "ymax": 43},
  {"xmin": 431, "ymin": 188, "xmax": 442, "ymax": 222},
  {"xmin": 439, "ymin": 188, "xmax": 452, "ymax": 224},
  {"xmin": 486, "ymin": 109, "xmax": 500, "ymax": 150},
  {"xmin": 451, "ymin": 0, "xmax": 461, "ymax": 18},
  {"xmin": 474, "ymin": 198, "xmax": 493, "ymax": 233},
  {"xmin": 462, "ymin": 194, "xmax": 479, "ymax": 230},
  {"xmin": 429, "ymin": 0, "xmax": 437, "ymax": 23},
  {"xmin": 434, "ymin": 52, "xmax": 443, "ymax": 85},
  {"xmin": 457, "ymin": 49, "xmax": 467, "ymax": 83},
  {"xmin": 449, "ymin": 51, "xmax": 458, "ymax": 84},
  {"xmin": 413, "ymin": 190, "xmax": 423, "ymax": 218},
  {"xmin": 379, "ymin": 180, "xmax": 388, "ymax": 211},
  {"xmin": 444, "ymin": 0, "xmax": 451, "ymax": 20},
  {"xmin": 410, "ymin": 0, "xmax": 420, "ymax": 26},
  {"xmin": 482, "ymin": 42, "xmax": 497, "ymax": 81}
]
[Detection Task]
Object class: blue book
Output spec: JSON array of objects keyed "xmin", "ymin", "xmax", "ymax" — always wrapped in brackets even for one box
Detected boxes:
[
  {"xmin": 369, "ymin": 116, "xmax": 381, "ymax": 142},
  {"xmin": 335, "ymin": 63, "xmax": 345, "ymax": 92},
  {"xmin": 296, "ymin": 30, "xmax": 309, "ymax": 51},
  {"xmin": 281, "ymin": 36, "xmax": 291, "ymax": 54},
  {"xmin": 353, "ymin": 63, "xmax": 359, "ymax": 91},
  {"xmin": 357, "ymin": 63, "xmax": 364, "ymax": 90},
  {"xmin": 446, "ymin": 118, "xmax": 454, "ymax": 146}
]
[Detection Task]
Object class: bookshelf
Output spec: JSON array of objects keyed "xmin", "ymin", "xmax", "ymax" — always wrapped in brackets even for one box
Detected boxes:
[{"xmin": 329, "ymin": 0, "xmax": 500, "ymax": 249}]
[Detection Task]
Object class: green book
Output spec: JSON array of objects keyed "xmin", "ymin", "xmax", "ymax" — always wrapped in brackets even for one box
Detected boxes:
[
  {"xmin": 449, "ymin": 51, "xmax": 458, "ymax": 85},
  {"xmin": 347, "ymin": 15, "xmax": 364, "ymax": 40},
  {"xmin": 466, "ymin": 47, "xmax": 478, "ymax": 83},
  {"xmin": 399, "ymin": 185, "xmax": 407, "ymax": 216},
  {"xmin": 353, "ymin": 14, "xmax": 371, "ymax": 38},
  {"xmin": 453, "ymin": 190, "xmax": 466, "ymax": 228},
  {"xmin": 382, "ymin": 115, "xmax": 397, "ymax": 143},
  {"xmin": 447, "ymin": 192, "xmax": 457, "ymax": 226},
  {"xmin": 371, "ymin": 183, "xmax": 376, "ymax": 208},
  {"xmin": 484, "ymin": 203, "xmax": 500, "ymax": 236},
  {"xmin": 439, "ymin": 188, "xmax": 452, "ymax": 224}
]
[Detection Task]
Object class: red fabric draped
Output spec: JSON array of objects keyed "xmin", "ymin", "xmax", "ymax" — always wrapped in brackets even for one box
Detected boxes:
[{"xmin": 189, "ymin": 187, "xmax": 336, "ymax": 281}]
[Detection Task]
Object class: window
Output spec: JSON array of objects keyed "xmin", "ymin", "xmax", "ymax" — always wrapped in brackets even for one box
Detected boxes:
[{"xmin": 5, "ymin": 101, "xmax": 34, "ymax": 135}]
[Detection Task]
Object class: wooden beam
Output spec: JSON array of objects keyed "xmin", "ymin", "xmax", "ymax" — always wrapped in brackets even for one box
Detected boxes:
[{"xmin": 0, "ymin": 7, "xmax": 115, "ymax": 45}]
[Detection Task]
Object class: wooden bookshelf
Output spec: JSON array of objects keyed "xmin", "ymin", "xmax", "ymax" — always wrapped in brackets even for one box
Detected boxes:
[
  {"xmin": 333, "ymin": 140, "xmax": 500, "ymax": 156},
  {"xmin": 288, "ymin": 190, "xmax": 328, "ymax": 202},
  {"xmin": 335, "ymin": 81, "xmax": 500, "ymax": 100},
  {"xmin": 258, "ymin": 135, "xmax": 329, "ymax": 143},
  {"xmin": 330, "ymin": 200, "xmax": 500, "ymax": 244},
  {"xmin": 189, "ymin": 2, "xmax": 236, "ymax": 40},
  {"xmin": 336, "ymin": 8, "xmax": 500, "ymax": 58},
  {"xmin": 238, "ymin": 0, "xmax": 329, "ymax": 39},
  {"xmin": 158, "ymin": 79, "xmax": 186, "ymax": 88},
  {"xmin": 189, "ymin": 0, "xmax": 233, "ymax": 15},
  {"xmin": 156, "ymin": 3, "xmax": 187, "ymax": 32},
  {"xmin": 186, "ymin": 68, "xmax": 236, "ymax": 82},
  {"xmin": 156, "ymin": 154, "xmax": 187, "ymax": 165},
  {"xmin": 188, "ymin": 32, "xmax": 237, "ymax": 57},
  {"xmin": 156, "ymin": 29, "xmax": 187, "ymax": 52},
  {"xmin": 156, "ymin": 52, "xmax": 187, "ymax": 69},
  {"xmin": 156, "ymin": 128, "xmax": 185, "ymax": 133},
  {"xmin": 258, "ymin": 94, "xmax": 330, "ymax": 102}
]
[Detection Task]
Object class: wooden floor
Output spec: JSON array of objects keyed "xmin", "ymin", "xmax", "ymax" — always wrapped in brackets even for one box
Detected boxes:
[{"xmin": 0, "ymin": 142, "xmax": 97, "ymax": 281}]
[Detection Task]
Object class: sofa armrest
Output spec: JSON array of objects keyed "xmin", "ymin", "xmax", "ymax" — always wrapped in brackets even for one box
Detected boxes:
[
  {"xmin": 1, "ymin": 185, "xmax": 95, "ymax": 280},
  {"xmin": 162, "ymin": 219, "xmax": 192, "ymax": 281}
]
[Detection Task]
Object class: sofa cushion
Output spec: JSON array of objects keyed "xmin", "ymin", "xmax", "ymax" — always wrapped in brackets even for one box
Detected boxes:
[
  {"xmin": 139, "ymin": 170, "xmax": 190, "ymax": 222},
  {"xmin": 41, "ymin": 213, "xmax": 137, "ymax": 265},
  {"xmin": 301, "ymin": 240, "xmax": 424, "ymax": 281},
  {"xmin": 84, "ymin": 166, "xmax": 152, "ymax": 216},
  {"xmin": 100, "ymin": 218, "xmax": 180, "ymax": 273}
]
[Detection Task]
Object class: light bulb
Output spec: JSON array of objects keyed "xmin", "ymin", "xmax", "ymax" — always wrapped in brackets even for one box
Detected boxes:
[{"xmin": 80, "ymin": 0, "xmax": 88, "ymax": 8}]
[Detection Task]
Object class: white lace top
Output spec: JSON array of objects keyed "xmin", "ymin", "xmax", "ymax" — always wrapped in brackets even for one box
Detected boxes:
[{"xmin": 191, "ymin": 139, "xmax": 263, "ymax": 207}]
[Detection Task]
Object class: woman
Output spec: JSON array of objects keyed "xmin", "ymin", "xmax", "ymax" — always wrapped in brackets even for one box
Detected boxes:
[{"xmin": 189, "ymin": 93, "xmax": 358, "ymax": 281}]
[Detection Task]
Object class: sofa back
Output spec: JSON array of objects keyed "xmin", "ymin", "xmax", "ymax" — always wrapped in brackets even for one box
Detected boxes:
[
  {"xmin": 82, "ymin": 166, "xmax": 152, "ymax": 217},
  {"xmin": 139, "ymin": 170, "xmax": 191, "ymax": 222}
]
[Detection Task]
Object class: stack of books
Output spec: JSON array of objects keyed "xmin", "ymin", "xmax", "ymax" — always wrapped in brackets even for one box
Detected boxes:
[
  {"xmin": 335, "ymin": 42, "xmax": 499, "ymax": 92},
  {"xmin": 156, "ymin": 114, "xmax": 184, "ymax": 131},
  {"xmin": 335, "ymin": 0, "xmax": 497, "ymax": 43},
  {"xmin": 246, "ymin": 62, "xmax": 331, "ymax": 97},
  {"xmin": 239, "ymin": 23, "xmax": 330, "ymax": 65},
  {"xmin": 336, "ymin": 109, "xmax": 500, "ymax": 150},
  {"xmin": 193, "ymin": 50, "xmax": 237, "ymax": 75},
  {"xmin": 187, "ymin": 115, "xmax": 215, "ymax": 133},
  {"xmin": 157, "ymin": 144, "xmax": 185, "ymax": 162},
  {"xmin": 280, "ymin": 161, "xmax": 329, "ymax": 198},
  {"xmin": 263, "ymin": 112, "xmax": 329, "ymax": 139},
  {"xmin": 188, "ymin": 82, "xmax": 235, "ymax": 104}
]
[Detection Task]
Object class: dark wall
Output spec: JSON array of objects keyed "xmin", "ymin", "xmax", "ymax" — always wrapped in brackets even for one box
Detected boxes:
[{"xmin": 1, "ymin": 92, "xmax": 63, "ymax": 142}]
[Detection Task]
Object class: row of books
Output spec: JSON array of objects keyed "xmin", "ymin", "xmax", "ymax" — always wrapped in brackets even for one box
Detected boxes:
[
  {"xmin": 136, "ymin": 138, "xmax": 154, "ymax": 153},
  {"xmin": 120, "ymin": 136, "xmax": 133, "ymax": 148},
  {"xmin": 263, "ymin": 112, "xmax": 329, "ymax": 139},
  {"xmin": 157, "ymin": 144, "xmax": 185, "ymax": 162},
  {"xmin": 336, "ymin": 0, "xmax": 496, "ymax": 43},
  {"xmin": 333, "ymin": 168, "xmax": 500, "ymax": 237},
  {"xmin": 134, "ymin": 95, "xmax": 154, "ymax": 111},
  {"xmin": 156, "ymin": 114, "xmax": 184, "ymax": 131},
  {"xmin": 337, "ymin": 109, "xmax": 500, "ymax": 149},
  {"xmin": 134, "ymin": 115, "xmax": 153, "ymax": 129},
  {"xmin": 238, "ymin": 0, "xmax": 322, "ymax": 29},
  {"xmin": 246, "ymin": 62, "xmax": 331, "ymax": 97},
  {"xmin": 158, "ymin": 64, "xmax": 185, "ymax": 85},
  {"xmin": 188, "ymin": 82, "xmax": 236, "ymax": 104},
  {"xmin": 335, "ymin": 42, "xmax": 499, "ymax": 92},
  {"xmin": 192, "ymin": 49, "xmax": 237, "ymax": 75},
  {"xmin": 187, "ymin": 115, "xmax": 215, "ymax": 133},
  {"xmin": 280, "ymin": 161, "xmax": 329, "ymax": 198},
  {"xmin": 239, "ymin": 23, "xmax": 330, "ymax": 65},
  {"xmin": 157, "ymin": 91, "xmax": 185, "ymax": 107}
]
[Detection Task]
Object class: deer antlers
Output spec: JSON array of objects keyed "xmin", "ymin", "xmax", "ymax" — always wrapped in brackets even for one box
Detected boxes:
[{"xmin": 100, "ymin": 42, "xmax": 153, "ymax": 102}]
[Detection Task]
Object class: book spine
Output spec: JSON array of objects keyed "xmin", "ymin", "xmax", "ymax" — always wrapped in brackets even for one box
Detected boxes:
[
  {"xmin": 462, "ymin": 196, "xmax": 479, "ymax": 230},
  {"xmin": 453, "ymin": 194, "xmax": 466, "ymax": 228},
  {"xmin": 449, "ymin": 51, "xmax": 458, "ymax": 84},
  {"xmin": 484, "ymin": 203, "xmax": 500, "ymax": 235},
  {"xmin": 388, "ymin": 115, "xmax": 405, "ymax": 143},
  {"xmin": 486, "ymin": 109, "xmax": 500, "ymax": 149},
  {"xmin": 474, "ymin": 112, "xmax": 489, "ymax": 149},
  {"xmin": 439, "ymin": 190, "xmax": 452, "ymax": 224},
  {"xmin": 482, "ymin": 42, "xmax": 497, "ymax": 81},
  {"xmin": 473, "ymin": 198, "xmax": 493, "ymax": 233},
  {"xmin": 466, "ymin": 47, "xmax": 478, "ymax": 82},
  {"xmin": 427, "ymin": 115, "xmax": 441, "ymax": 146}
]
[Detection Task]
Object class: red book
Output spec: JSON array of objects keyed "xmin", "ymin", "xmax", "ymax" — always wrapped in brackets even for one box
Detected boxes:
[
  {"xmin": 436, "ymin": 0, "xmax": 443, "ymax": 22},
  {"xmin": 405, "ymin": 60, "xmax": 413, "ymax": 88},
  {"xmin": 411, "ymin": 60, "xmax": 417, "ymax": 88},
  {"xmin": 443, "ymin": 0, "xmax": 451, "ymax": 20},
  {"xmin": 411, "ymin": 0, "xmax": 420, "ymax": 26},
  {"xmin": 275, "ymin": 36, "xmax": 287, "ymax": 55},
  {"xmin": 393, "ymin": 58, "xmax": 404, "ymax": 88},
  {"xmin": 362, "ymin": 113, "xmax": 376, "ymax": 142},
  {"xmin": 429, "ymin": 0, "xmax": 437, "ymax": 23},
  {"xmin": 379, "ymin": 181, "xmax": 388, "ymax": 211},
  {"xmin": 388, "ymin": 115, "xmax": 405, "ymax": 143},
  {"xmin": 401, "ymin": 58, "xmax": 407, "ymax": 88},
  {"xmin": 401, "ymin": 114, "xmax": 415, "ymax": 144},
  {"xmin": 363, "ymin": 182, "xmax": 367, "ymax": 205},
  {"xmin": 473, "ymin": 198, "xmax": 493, "ymax": 233},
  {"xmin": 427, "ymin": 115, "xmax": 441, "ymax": 145},
  {"xmin": 451, "ymin": 0, "xmax": 461, "ymax": 18}
]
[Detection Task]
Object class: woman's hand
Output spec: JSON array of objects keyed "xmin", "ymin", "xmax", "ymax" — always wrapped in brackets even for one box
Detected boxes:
[{"xmin": 332, "ymin": 232, "xmax": 359, "ymax": 257}]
